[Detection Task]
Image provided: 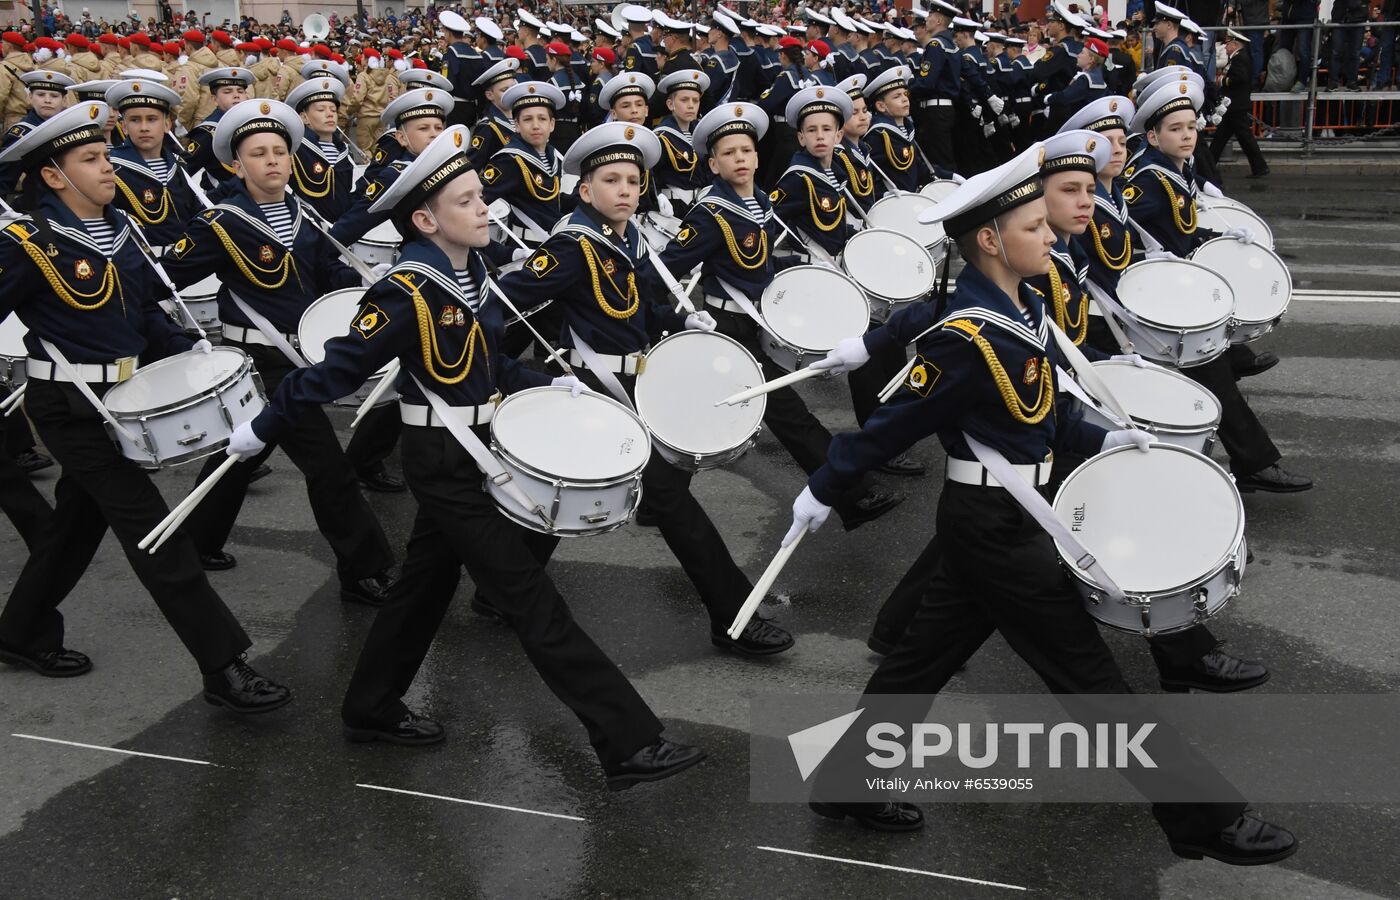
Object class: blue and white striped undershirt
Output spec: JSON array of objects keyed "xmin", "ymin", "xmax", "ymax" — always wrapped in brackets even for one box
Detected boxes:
[
  {"xmin": 143, "ymin": 156, "xmax": 169, "ymax": 180},
  {"xmin": 453, "ymin": 270, "xmax": 481, "ymax": 313},
  {"xmin": 741, "ymin": 195, "xmax": 763, "ymax": 219},
  {"xmin": 80, "ymin": 218, "xmax": 116, "ymax": 255},
  {"xmin": 258, "ymin": 202, "xmax": 296, "ymax": 246}
]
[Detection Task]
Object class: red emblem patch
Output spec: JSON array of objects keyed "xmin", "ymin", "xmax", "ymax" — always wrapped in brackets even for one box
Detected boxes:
[
  {"xmin": 258, "ymin": 245, "xmax": 275, "ymax": 264},
  {"xmin": 74, "ymin": 258, "xmax": 93, "ymax": 280},
  {"xmin": 1023, "ymin": 358, "xmax": 1039, "ymax": 384}
]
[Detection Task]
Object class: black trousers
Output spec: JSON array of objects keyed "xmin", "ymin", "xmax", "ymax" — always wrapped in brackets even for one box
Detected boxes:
[
  {"xmin": 1, "ymin": 386, "xmax": 36, "ymax": 456},
  {"xmin": 0, "ymin": 427, "xmax": 51, "ymax": 548},
  {"xmin": 1210, "ymin": 108, "xmax": 1269, "ymax": 175},
  {"xmin": 847, "ymin": 319, "xmax": 911, "ymax": 428},
  {"xmin": 341, "ymin": 424, "xmax": 663, "ymax": 769},
  {"xmin": 855, "ymin": 482, "xmax": 1244, "ymax": 841},
  {"xmin": 181, "ymin": 344, "xmax": 394, "ymax": 580},
  {"xmin": 913, "ymin": 105, "xmax": 957, "ymax": 172},
  {"xmin": 0, "ymin": 380, "xmax": 249, "ymax": 672},
  {"xmin": 344, "ymin": 402, "xmax": 400, "ymax": 475}
]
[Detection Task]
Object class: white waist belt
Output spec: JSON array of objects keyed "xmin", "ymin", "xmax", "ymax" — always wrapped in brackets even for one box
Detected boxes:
[
  {"xmin": 566, "ymin": 347, "xmax": 644, "ymax": 375},
  {"xmin": 945, "ymin": 456, "xmax": 1052, "ymax": 488},
  {"xmin": 661, "ymin": 186, "xmax": 700, "ymax": 203},
  {"xmin": 919, "ymin": 98, "xmax": 953, "ymax": 108},
  {"xmin": 399, "ymin": 400, "xmax": 495, "ymax": 428},
  {"xmin": 223, "ymin": 324, "xmax": 298, "ymax": 348},
  {"xmin": 26, "ymin": 357, "xmax": 135, "ymax": 384}
]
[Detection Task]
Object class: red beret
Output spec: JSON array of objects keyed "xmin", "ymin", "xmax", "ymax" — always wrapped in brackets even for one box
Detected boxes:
[
  {"xmin": 331, "ymin": 52, "xmax": 345, "ymax": 64},
  {"xmin": 1084, "ymin": 37, "xmax": 1110, "ymax": 57},
  {"xmin": 313, "ymin": 43, "xmax": 332, "ymax": 58},
  {"xmin": 778, "ymin": 36, "xmax": 803, "ymax": 48},
  {"xmin": 296, "ymin": 46, "xmax": 313, "ymax": 55},
  {"xmin": 236, "ymin": 42, "xmax": 259, "ymax": 52},
  {"xmin": 546, "ymin": 41, "xmax": 571, "ymax": 56},
  {"xmin": 591, "ymin": 46, "xmax": 615, "ymax": 65},
  {"xmin": 182, "ymin": 29, "xmax": 205, "ymax": 43},
  {"xmin": 385, "ymin": 48, "xmax": 404, "ymax": 59},
  {"xmin": 504, "ymin": 44, "xmax": 527, "ymax": 61},
  {"xmin": 164, "ymin": 41, "xmax": 182, "ymax": 55},
  {"xmin": 128, "ymin": 33, "xmax": 150, "ymax": 47},
  {"xmin": 118, "ymin": 36, "xmax": 132, "ymax": 48},
  {"xmin": 211, "ymin": 30, "xmax": 233, "ymax": 45},
  {"xmin": 35, "ymin": 36, "xmax": 61, "ymax": 50},
  {"xmin": 2, "ymin": 31, "xmax": 25, "ymax": 47},
  {"xmin": 362, "ymin": 47, "xmax": 381, "ymax": 58},
  {"xmin": 254, "ymin": 37, "xmax": 274, "ymax": 50},
  {"xmin": 97, "ymin": 33, "xmax": 119, "ymax": 45},
  {"xmin": 275, "ymin": 37, "xmax": 299, "ymax": 52},
  {"xmin": 65, "ymin": 34, "xmax": 90, "ymax": 50},
  {"xmin": 411, "ymin": 58, "xmax": 427, "ymax": 69},
  {"xmin": 806, "ymin": 39, "xmax": 830, "ymax": 58}
]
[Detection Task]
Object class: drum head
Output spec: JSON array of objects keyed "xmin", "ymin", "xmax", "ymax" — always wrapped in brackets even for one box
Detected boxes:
[
  {"xmin": 184, "ymin": 273, "xmax": 222, "ymax": 301},
  {"xmin": 762, "ymin": 266, "xmax": 871, "ymax": 349},
  {"xmin": 361, "ymin": 220, "xmax": 403, "ymax": 246},
  {"xmin": 919, "ymin": 179, "xmax": 960, "ymax": 203},
  {"xmin": 1089, "ymin": 361, "xmax": 1221, "ymax": 429},
  {"xmin": 298, "ymin": 288, "xmax": 371, "ymax": 367},
  {"xmin": 1200, "ymin": 205, "xmax": 1274, "ymax": 249},
  {"xmin": 843, "ymin": 228, "xmax": 937, "ymax": 302},
  {"xmin": 1054, "ymin": 445, "xmax": 1243, "ymax": 594},
  {"xmin": 634, "ymin": 332, "xmax": 766, "ymax": 455},
  {"xmin": 104, "ymin": 346, "xmax": 247, "ymax": 413},
  {"xmin": 1189, "ymin": 237, "xmax": 1291, "ymax": 324},
  {"xmin": 0, "ymin": 312, "xmax": 27, "ymax": 356},
  {"xmin": 1116, "ymin": 259, "xmax": 1234, "ymax": 329},
  {"xmin": 866, "ymin": 196, "xmax": 947, "ymax": 250},
  {"xmin": 494, "ymin": 386, "xmax": 649, "ymax": 481}
]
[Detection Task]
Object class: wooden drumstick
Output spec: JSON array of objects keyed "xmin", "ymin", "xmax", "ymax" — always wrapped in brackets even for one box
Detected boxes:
[
  {"xmin": 488, "ymin": 205, "xmax": 533, "ymax": 251},
  {"xmin": 350, "ymin": 359, "xmax": 401, "ymax": 429},
  {"xmin": 716, "ymin": 366, "xmax": 826, "ymax": 407},
  {"xmin": 0, "ymin": 382, "xmax": 24, "ymax": 414},
  {"xmin": 139, "ymin": 453, "xmax": 242, "ymax": 552},
  {"xmin": 727, "ymin": 530, "xmax": 806, "ymax": 640}
]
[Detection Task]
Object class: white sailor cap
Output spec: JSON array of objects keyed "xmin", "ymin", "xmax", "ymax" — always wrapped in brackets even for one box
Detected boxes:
[
  {"xmin": 381, "ymin": 88, "xmax": 453, "ymax": 127},
  {"xmin": 691, "ymin": 102, "xmax": 769, "ymax": 157},
  {"xmin": 1110, "ymin": 28, "xmax": 1128, "ymax": 39},
  {"xmin": 786, "ymin": 24, "xmax": 806, "ymax": 35},
  {"xmin": 925, "ymin": 0, "xmax": 962, "ymax": 19},
  {"xmin": 562, "ymin": 120, "xmax": 661, "ymax": 176},
  {"xmin": 598, "ymin": 71, "xmax": 656, "ymax": 108},
  {"xmin": 1048, "ymin": 0, "xmax": 1089, "ymax": 28},
  {"xmin": 1152, "ymin": 1, "xmax": 1187, "ymax": 21},
  {"xmin": 710, "ymin": 11, "xmax": 741, "ymax": 35},
  {"xmin": 570, "ymin": 29, "xmax": 587, "ymax": 42},
  {"xmin": 119, "ymin": 67, "xmax": 170, "ymax": 81},
  {"xmin": 657, "ymin": 68, "xmax": 711, "ymax": 95},
  {"xmin": 620, "ymin": 4, "xmax": 652, "ymax": 25},
  {"xmin": 830, "ymin": 9, "xmax": 857, "ymax": 32},
  {"xmin": 804, "ymin": 8, "xmax": 834, "ymax": 25},
  {"xmin": 951, "ymin": 16, "xmax": 981, "ymax": 32},
  {"xmin": 916, "ymin": 143, "xmax": 1044, "ymax": 236},
  {"xmin": 1130, "ymin": 79, "xmax": 1203, "ymax": 133},
  {"xmin": 983, "ymin": 31, "xmax": 1010, "ymax": 43},
  {"xmin": 399, "ymin": 69, "xmax": 452, "ymax": 91},
  {"xmin": 853, "ymin": 18, "xmax": 878, "ymax": 34},
  {"xmin": 1136, "ymin": 68, "xmax": 1204, "ymax": 106},
  {"xmin": 475, "ymin": 16, "xmax": 504, "ymax": 41},
  {"xmin": 368, "ymin": 124, "xmax": 474, "ymax": 216},
  {"xmin": 594, "ymin": 18, "xmax": 622, "ymax": 39},
  {"xmin": 655, "ymin": 11, "xmax": 691, "ymax": 32},
  {"xmin": 299, "ymin": 59, "xmax": 350, "ymax": 84},
  {"xmin": 20, "ymin": 70, "xmax": 75, "ymax": 92},
  {"xmin": 1084, "ymin": 24, "xmax": 1111, "ymax": 39},
  {"xmin": 212, "ymin": 98, "xmax": 303, "ymax": 166},
  {"xmin": 836, "ymin": 73, "xmax": 867, "ymax": 100},
  {"xmin": 1181, "ymin": 18, "xmax": 1206, "ymax": 37},
  {"xmin": 71, "ymin": 79, "xmax": 119, "ymax": 102},
  {"xmin": 198, "ymin": 66, "xmax": 254, "ymax": 89},
  {"xmin": 1041, "ymin": 128, "xmax": 1112, "ymax": 176},
  {"xmin": 516, "ymin": 8, "xmax": 544, "ymax": 30},
  {"xmin": 439, "ymin": 10, "xmax": 471, "ymax": 35},
  {"xmin": 547, "ymin": 21, "xmax": 569, "ymax": 35},
  {"xmin": 472, "ymin": 57, "xmax": 521, "ymax": 89},
  {"xmin": 286, "ymin": 75, "xmax": 345, "ymax": 111},
  {"xmin": 502, "ymin": 80, "xmax": 565, "ymax": 116},
  {"xmin": 785, "ymin": 84, "xmax": 853, "ymax": 128},
  {"xmin": 716, "ymin": 4, "xmax": 743, "ymax": 21},
  {"xmin": 1225, "ymin": 27, "xmax": 1251, "ymax": 43},
  {"xmin": 1060, "ymin": 94, "xmax": 1134, "ymax": 133},
  {"xmin": 757, "ymin": 24, "xmax": 787, "ymax": 38},
  {"xmin": 1004, "ymin": 35, "xmax": 1028, "ymax": 46},
  {"xmin": 1133, "ymin": 64, "xmax": 1191, "ymax": 94},
  {"xmin": 105, "ymin": 78, "xmax": 181, "ymax": 114},
  {"xmin": 0, "ymin": 100, "xmax": 107, "ymax": 167},
  {"xmin": 864, "ymin": 65, "xmax": 910, "ymax": 100},
  {"xmin": 897, "ymin": 27, "xmax": 919, "ymax": 40}
]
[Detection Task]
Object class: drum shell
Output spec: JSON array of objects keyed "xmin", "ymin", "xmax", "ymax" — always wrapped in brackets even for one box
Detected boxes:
[
  {"xmin": 103, "ymin": 348, "xmax": 266, "ymax": 469},
  {"xmin": 1112, "ymin": 260, "xmax": 1233, "ymax": 368},
  {"xmin": 176, "ymin": 275, "xmax": 223, "ymax": 336},
  {"xmin": 1072, "ymin": 361, "xmax": 1222, "ymax": 455},
  {"xmin": 758, "ymin": 266, "xmax": 872, "ymax": 372},
  {"xmin": 0, "ymin": 356, "xmax": 24, "ymax": 390},
  {"xmin": 297, "ymin": 288, "xmax": 399, "ymax": 408},
  {"xmin": 1189, "ymin": 237, "xmax": 1292, "ymax": 344},
  {"xmin": 0, "ymin": 313, "xmax": 27, "ymax": 389},
  {"xmin": 352, "ymin": 238, "xmax": 400, "ymax": 267}
]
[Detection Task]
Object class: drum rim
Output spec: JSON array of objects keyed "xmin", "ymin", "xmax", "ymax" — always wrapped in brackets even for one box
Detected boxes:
[
  {"xmin": 1088, "ymin": 360, "xmax": 1223, "ymax": 430},
  {"xmin": 1117, "ymin": 258, "xmax": 1235, "ymax": 331},
  {"xmin": 1201, "ymin": 205, "xmax": 1274, "ymax": 245},
  {"xmin": 762, "ymin": 265, "xmax": 872, "ymax": 345},
  {"xmin": 634, "ymin": 330, "xmax": 768, "ymax": 457},
  {"xmin": 1051, "ymin": 443, "xmax": 1245, "ymax": 597},
  {"xmin": 1190, "ymin": 236, "xmax": 1293, "ymax": 325},
  {"xmin": 103, "ymin": 346, "xmax": 254, "ymax": 416},
  {"xmin": 297, "ymin": 287, "xmax": 393, "ymax": 376},
  {"xmin": 842, "ymin": 227, "xmax": 938, "ymax": 300},
  {"xmin": 491, "ymin": 385, "xmax": 651, "ymax": 485}
]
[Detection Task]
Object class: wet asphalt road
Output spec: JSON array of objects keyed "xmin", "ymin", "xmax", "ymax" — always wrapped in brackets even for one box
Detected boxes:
[{"xmin": 1, "ymin": 174, "xmax": 1398, "ymax": 899}]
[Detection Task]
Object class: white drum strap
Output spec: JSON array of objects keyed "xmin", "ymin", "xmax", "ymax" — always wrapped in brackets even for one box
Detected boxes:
[
  {"xmin": 507, "ymin": 204, "xmax": 552, "ymax": 243},
  {"xmin": 407, "ymin": 373, "xmax": 550, "ymax": 526},
  {"xmin": 227, "ymin": 291, "xmax": 310, "ymax": 368},
  {"xmin": 715, "ymin": 277, "xmax": 768, "ymax": 329},
  {"xmin": 1125, "ymin": 213, "xmax": 1166, "ymax": 254},
  {"xmin": 1081, "ymin": 279, "xmax": 1138, "ymax": 355},
  {"xmin": 38, "ymin": 339, "xmax": 143, "ymax": 450},
  {"xmin": 566, "ymin": 327, "xmax": 635, "ymax": 411},
  {"xmin": 642, "ymin": 245, "xmax": 697, "ymax": 313},
  {"xmin": 1046, "ymin": 320, "xmax": 1138, "ymax": 430},
  {"xmin": 962, "ymin": 432, "xmax": 1126, "ymax": 605}
]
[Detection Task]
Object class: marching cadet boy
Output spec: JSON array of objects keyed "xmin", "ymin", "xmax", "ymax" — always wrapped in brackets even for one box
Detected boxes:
[
  {"xmin": 226, "ymin": 124, "xmax": 706, "ymax": 789},
  {"xmin": 1042, "ymin": 36, "xmax": 1110, "ymax": 129},
  {"xmin": 789, "ymin": 149, "xmax": 1298, "ymax": 868},
  {"xmin": 0, "ymin": 70, "xmax": 74, "ymax": 197},
  {"xmin": 544, "ymin": 40, "xmax": 584, "ymax": 150},
  {"xmin": 1061, "ymin": 96, "xmax": 1139, "ymax": 298},
  {"xmin": 467, "ymin": 58, "xmax": 522, "ymax": 170},
  {"xmin": 832, "ymin": 74, "xmax": 884, "ymax": 215},
  {"xmin": 756, "ymin": 36, "xmax": 806, "ymax": 189},
  {"xmin": 285, "ymin": 72, "xmax": 355, "ymax": 220},
  {"xmin": 480, "ymin": 81, "xmax": 574, "ymax": 245},
  {"xmin": 660, "ymin": 103, "xmax": 902, "ymax": 529},
  {"xmin": 106, "ymin": 79, "xmax": 201, "ymax": 247},
  {"xmin": 369, "ymin": 69, "xmax": 451, "ymax": 175},
  {"xmin": 597, "ymin": 72, "xmax": 664, "ymax": 216},
  {"xmin": 0, "ymin": 102, "xmax": 292, "ymax": 713},
  {"xmin": 184, "ymin": 67, "xmax": 254, "ymax": 190},
  {"xmin": 498, "ymin": 121, "xmax": 794, "ymax": 656},
  {"xmin": 653, "ymin": 69, "xmax": 713, "ymax": 215},
  {"xmin": 862, "ymin": 65, "xmax": 942, "ymax": 192},
  {"xmin": 160, "ymin": 99, "xmax": 398, "ymax": 605}
]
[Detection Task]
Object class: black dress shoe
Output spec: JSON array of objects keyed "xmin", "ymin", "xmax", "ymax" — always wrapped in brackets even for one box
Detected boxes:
[
  {"xmin": 1236, "ymin": 350, "xmax": 1280, "ymax": 378},
  {"xmin": 1235, "ymin": 464, "xmax": 1313, "ymax": 494},
  {"xmin": 1169, "ymin": 812, "xmax": 1297, "ymax": 865},
  {"xmin": 13, "ymin": 449, "xmax": 53, "ymax": 474},
  {"xmin": 358, "ymin": 467, "xmax": 407, "ymax": 493},
  {"xmin": 810, "ymin": 801, "xmax": 925, "ymax": 832},
  {"xmin": 1160, "ymin": 645, "xmax": 1270, "ymax": 693},
  {"xmin": 344, "ymin": 710, "xmax": 445, "ymax": 746},
  {"xmin": 0, "ymin": 644, "xmax": 92, "ymax": 677},
  {"xmin": 341, "ymin": 571, "xmax": 395, "ymax": 607},
  {"xmin": 606, "ymin": 738, "xmax": 707, "ymax": 791},
  {"xmin": 202, "ymin": 656, "xmax": 292, "ymax": 714},
  {"xmin": 876, "ymin": 451, "xmax": 926, "ymax": 477},
  {"xmin": 839, "ymin": 487, "xmax": 904, "ymax": 532},
  {"xmin": 200, "ymin": 551, "xmax": 237, "ymax": 571},
  {"xmin": 1247, "ymin": 167, "xmax": 1271, "ymax": 179},
  {"xmin": 711, "ymin": 618, "xmax": 794, "ymax": 656},
  {"xmin": 246, "ymin": 463, "xmax": 272, "ymax": 484},
  {"xmin": 867, "ymin": 632, "xmax": 897, "ymax": 656}
]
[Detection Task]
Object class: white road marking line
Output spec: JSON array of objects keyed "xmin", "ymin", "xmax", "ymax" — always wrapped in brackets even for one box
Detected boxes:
[
  {"xmin": 1294, "ymin": 290, "xmax": 1400, "ymax": 303},
  {"xmin": 756, "ymin": 846, "xmax": 1029, "ymax": 891},
  {"xmin": 355, "ymin": 783, "xmax": 585, "ymax": 822},
  {"xmin": 10, "ymin": 733, "xmax": 217, "ymax": 766}
]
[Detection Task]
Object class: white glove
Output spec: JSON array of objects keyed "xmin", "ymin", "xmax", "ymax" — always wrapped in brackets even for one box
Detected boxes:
[
  {"xmin": 1196, "ymin": 114, "xmax": 1208, "ymax": 131},
  {"xmin": 1219, "ymin": 96, "xmax": 1232, "ymax": 111},
  {"xmin": 552, "ymin": 374, "xmax": 586, "ymax": 397},
  {"xmin": 1110, "ymin": 353, "xmax": 1148, "ymax": 368},
  {"xmin": 227, "ymin": 420, "xmax": 266, "ymax": 457},
  {"xmin": 368, "ymin": 262, "xmax": 392, "ymax": 280},
  {"xmin": 983, "ymin": 121, "xmax": 997, "ymax": 137},
  {"xmin": 1200, "ymin": 181, "xmax": 1225, "ymax": 198},
  {"xmin": 656, "ymin": 194, "xmax": 674, "ymax": 217},
  {"xmin": 512, "ymin": 247, "xmax": 532, "ymax": 261},
  {"xmin": 970, "ymin": 103, "xmax": 983, "ymax": 120},
  {"xmin": 192, "ymin": 338, "xmax": 213, "ymax": 354},
  {"xmin": 781, "ymin": 485, "xmax": 832, "ymax": 547},
  {"xmin": 1101, "ymin": 428, "xmax": 1156, "ymax": 453},
  {"xmin": 1145, "ymin": 248, "xmax": 1178, "ymax": 260},
  {"xmin": 1007, "ymin": 114, "xmax": 1021, "ymax": 128},
  {"xmin": 684, "ymin": 310, "xmax": 717, "ymax": 332},
  {"xmin": 810, "ymin": 335, "xmax": 871, "ymax": 374},
  {"xmin": 1209, "ymin": 111, "xmax": 1224, "ymax": 126},
  {"xmin": 1223, "ymin": 226, "xmax": 1255, "ymax": 244},
  {"xmin": 951, "ymin": 173, "xmax": 967, "ymax": 184},
  {"xmin": 987, "ymin": 95, "xmax": 1005, "ymax": 115}
]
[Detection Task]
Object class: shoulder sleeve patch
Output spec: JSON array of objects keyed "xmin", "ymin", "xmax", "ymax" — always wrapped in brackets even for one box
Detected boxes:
[
  {"xmin": 5, "ymin": 222, "xmax": 30, "ymax": 242},
  {"xmin": 526, "ymin": 248, "xmax": 559, "ymax": 278},
  {"xmin": 921, "ymin": 62, "xmax": 931, "ymax": 76},
  {"xmin": 186, "ymin": 139, "xmax": 200, "ymax": 153},
  {"xmin": 906, "ymin": 354, "xmax": 941, "ymax": 397},
  {"xmin": 470, "ymin": 134, "xmax": 483, "ymax": 149},
  {"xmin": 169, "ymin": 234, "xmax": 195, "ymax": 258},
  {"xmin": 625, "ymin": 55, "xmax": 637, "ymax": 70},
  {"xmin": 353, "ymin": 301, "xmax": 390, "ymax": 339},
  {"xmin": 942, "ymin": 317, "xmax": 982, "ymax": 341},
  {"xmin": 364, "ymin": 180, "xmax": 381, "ymax": 198},
  {"xmin": 675, "ymin": 224, "xmax": 697, "ymax": 246},
  {"xmin": 1123, "ymin": 184, "xmax": 1140, "ymax": 204},
  {"xmin": 769, "ymin": 188, "xmax": 785, "ymax": 204},
  {"xmin": 6, "ymin": 124, "xmax": 25, "ymax": 140},
  {"xmin": 481, "ymin": 164, "xmax": 499, "ymax": 184},
  {"xmin": 373, "ymin": 148, "xmax": 386, "ymax": 163}
]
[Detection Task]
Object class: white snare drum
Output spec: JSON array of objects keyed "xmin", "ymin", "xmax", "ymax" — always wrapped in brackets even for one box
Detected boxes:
[
  {"xmin": 1189, "ymin": 237, "xmax": 1292, "ymax": 344},
  {"xmin": 1074, "ymin": 360, "xmax": 1222, "ymax": 454},
  {"xmin": 489, "ymin": 386, "xmax": 649, "ymax": 536},
  {"xmin": 0, "ymin": 312, "xmax": 28, "ymax": 389},
  {"xmin": 1198, "ymin": 202, "xmax": 1274, "ymax": 249},
  {"xmin": 353, "ymin": 163, "xmax": 368, "ymax": 184},
  {"xmin": 759, "ymin": 266, "xmax": 872, "ymax": 371},
  {"xmin": 1112, "ymin": 259, "xmax": 1234, "ymax": 368},
  {"xmin": 353, "ymin": 220, "xmax": 403, "ymax": 268},
  {"xmin": 919, "ymin": 179, "xmax": 961, "ymax": 203},
  {"xmin": 1054, "ymin": 444, "xmax": 1246, "ymax": 635},
  {"xmin": 103, "ymin": 347, "xmax": 265, "ymax": 468},
  {"xmin": 842, "ymin": 228, "xmax": 937, "ymax": 323},
  {"xmin": 561, "ymin": 172, "xmax": 580, "ymax": 196},
  {"xmin": 865, "ymin": 195, "xmax": 948, "ymax": 261},
  {"xmin": 634, "ymin": 331, "xmax": 766, "ymax": 471},
  {"xmin": 177, "ymin": 274, "xmax": 223, "ymax": 335},
  {"xmin": 297, "ymin": 288, "xmax": 398, "ymax": 408}
]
